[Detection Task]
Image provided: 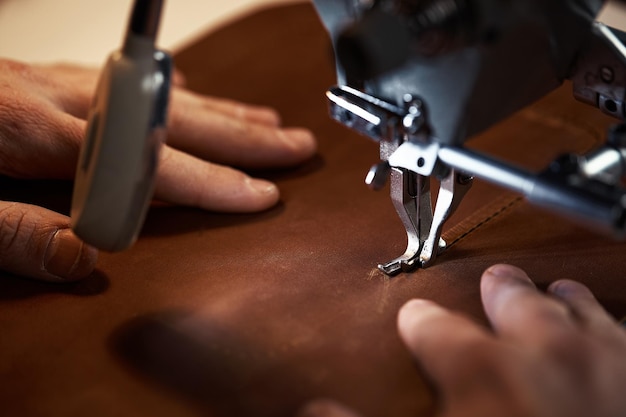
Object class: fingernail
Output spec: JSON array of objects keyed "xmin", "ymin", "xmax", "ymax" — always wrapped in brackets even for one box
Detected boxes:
[
  {"xmin": 258, "ymin": 108, "xmax": 281, "ymax": 126},
  {"xmin": 44, "ymin": 229, "xmax": 98, "ymax": 280},
  {"xmin": 548, "ymin": 279, "xmax": 590, "ymax": 298},
  {"xmin": 485, "ymin": 264, "xmax": 522, "ymax": 278},
  {"xmin": 280, "ymin": 129, "xmax": 317, "ymax": 155},
  {"xmin": 401, "ymin": 298, "xmax": 434, "ymax": 312},
  {"xmin": 483, "ymin": 264, "xmax": 534, "ymax": 291},
  {"xmin": 247, "ymin": 178, "xmax": 278, "ymax": 196},
  {"xmin": 398, "ymin": 299, "xmax": 438, "ymax": 326},
  {"xmin": 548, "ymin": 280, "xmax": 574, "ymax": 297}
]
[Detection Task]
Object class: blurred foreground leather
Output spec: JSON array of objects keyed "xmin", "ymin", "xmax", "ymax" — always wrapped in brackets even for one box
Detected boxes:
[{"xmin": 1, "ymin": 3, "xmax": 626, "ymax": 417}]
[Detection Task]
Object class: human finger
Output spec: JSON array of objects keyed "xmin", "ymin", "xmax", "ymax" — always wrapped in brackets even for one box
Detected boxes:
[
  {"xmin": 172, "ymin": 89, "xmax": 282, "ymax": 126},
  {"xmin": 297, "ymin": 399, "xmax": 364, "ymax": 417},
  {"xmin": 154, "ymin": 146, "xmax": 280, "ymax": 212},
  {"xmin": 548, "ymin": 279, "xmax": 618, "ymax": 331},
  {"xmin": 0, "ymin": 201, "xmax": 98, "ymax": 282},
  {"xmin": 34, "ymin": 62, "xmax": 99, "ymax": 119},
  {"xmin": 0, "ymin": 101, "xmax": 84, "ymax": 180},
  {"xmin": 167, "ymin": 92, "xmax": 317, "ymax": 170},
  {"xmin": 397, "ymin": 299, "xmax": 505, "ymax": 392},
  {"xmin": 41, "ymin": 63, "xmax": 186, "ymax": 118},
  {"xmin": 480, "ymin": 264, "xmax": 577, "ymax": 346},
  {"xmin": 171, "ymin": 89, "xmax": 282, "ymax": 127}
]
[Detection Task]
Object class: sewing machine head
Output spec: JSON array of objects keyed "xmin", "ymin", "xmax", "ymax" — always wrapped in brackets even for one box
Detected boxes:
[{"xmin": 313, "ymin": 0, "xmax": 626, "ymax": 274}]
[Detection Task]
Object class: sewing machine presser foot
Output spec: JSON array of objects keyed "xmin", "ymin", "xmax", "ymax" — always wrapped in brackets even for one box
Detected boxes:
[{"xmin": 373, "ymin": 165, "xmax": 473, "ymax": 275}]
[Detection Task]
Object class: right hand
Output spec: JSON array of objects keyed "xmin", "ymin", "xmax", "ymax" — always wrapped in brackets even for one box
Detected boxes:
[{"xmin": 300, "ymin": 264, "xmax": 626, "ymax": 417}]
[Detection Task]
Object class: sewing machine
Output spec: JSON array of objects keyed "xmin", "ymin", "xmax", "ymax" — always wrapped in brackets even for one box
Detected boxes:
[
  {"xmin": 71, "ymin": 0, "xmax": 626, "ymax": 275},
  {"xmin": 312, "ymin": 0, "xmax": 626, "ymax": 275}
]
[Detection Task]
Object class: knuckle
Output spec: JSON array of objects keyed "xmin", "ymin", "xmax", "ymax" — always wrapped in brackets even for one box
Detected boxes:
[
  {"xmin": 51, "ymin": 115, "xmax": 83, "ymax": 154},
  {"xmin": 0, "ymin": 203, "xmax": 36, "ymax": 257},
  {"xmin": 0, "ymin": 98, "xmax": 82, "ymax": 179},
  {"xmin": 0, "ymin": 203, "xmax": 67, "ymax": 277},
  {"xmin": 0, "ymin": 58, "xmax": 84, "ymax": 179},
  {"xmin": 0, "ymin": 94, "xmax": 47, "ymax": 178},
  {"xmin": 0, "ymin": 59, "xmax": 35, "ymax": 80}
]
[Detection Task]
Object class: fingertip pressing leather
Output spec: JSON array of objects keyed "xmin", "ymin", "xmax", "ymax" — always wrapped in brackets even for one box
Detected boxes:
[{"xmin": 44, "ymin": 228, "xmax": 98, "ymax": 281}]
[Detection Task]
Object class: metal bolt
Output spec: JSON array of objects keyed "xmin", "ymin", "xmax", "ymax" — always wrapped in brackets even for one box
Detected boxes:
[
  {"xmin": 403, "ymin": 114, "xmax": 423, "ymax": 134},
  {"xmin": 601, "ymin": 66, "xmax": 614, "ymax": 84},
  {"xmin": 365, "ymin": 161, "xmax": 391, "ymax": 190},
  {"xmin": 402, "ymin": 96, "xmax": 425, "ymax": 134}
]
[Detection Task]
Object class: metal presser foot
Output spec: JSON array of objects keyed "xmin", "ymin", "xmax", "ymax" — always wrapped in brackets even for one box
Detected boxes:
[
  {"xmin": 373, "ymin": 166, "xmax": 472, "ymax": 275},
  {"xmin": 327, "ymin": 85, "xmax": 474, "ymax": 275}
]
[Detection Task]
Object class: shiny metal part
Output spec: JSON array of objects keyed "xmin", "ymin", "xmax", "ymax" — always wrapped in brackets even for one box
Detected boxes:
[
  {"xmin": 420, "ymin": 170, "xmax": 472, "ymax": 268},
  {"xmin": 388, "ymin": 141, "xmax": 440, "ymax": 176},
  {"xmin": 328, "ymin": 84, "xmax": 475, "ymax": 274},
  {"xmin": 327, "ymin": 82, "xmax": 626, "ymax": 271},
  {"xmin": 379, "ymin": 167, "xmax": 471, "ymax": 274},
  {"xmin": 378, "ymin": 168, "xmax": 428, "ymax": 275},
  {"xmin": 314, "ymin": 0, "xmax": 626, "ymax": 274},
  {"xmin": 438, "ymin": 146, "xmax": 626, "ymax": 237},
  {"xmin": 579, "ymin": 147, "xmax": 624, "ymax": 184},
  {"xmin": 365, "ymin": 161, "xmax": 391, "ymax": 190},
  {"xmin": 572, "ymin": 22, "xmax": 626, "ymax": 119}
]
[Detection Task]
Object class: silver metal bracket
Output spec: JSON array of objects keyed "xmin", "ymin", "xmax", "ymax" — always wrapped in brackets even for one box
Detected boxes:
[
  {"xmin": 378, "ymin": 167, "xmax": 472, "ymax": 275},
  {"xmin": 328, "ymin": 86, "xmax": 473, "ymax": 274},
  {"xmin": 327, "ymin": 85, "xmax": 626, "ymax": 275}
]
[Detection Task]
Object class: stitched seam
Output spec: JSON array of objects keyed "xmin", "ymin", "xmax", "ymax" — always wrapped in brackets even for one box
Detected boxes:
[
  {"xmin": 443, "ymin": 194, "xmax": 522, "ymax": 248},
  {"xmin": 442, "ymin": 108, "xmax": 604, "ymax": 248}
]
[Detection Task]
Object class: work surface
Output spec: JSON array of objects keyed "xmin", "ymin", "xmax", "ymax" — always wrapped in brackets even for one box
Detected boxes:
[{"xmin": 2, "ymin": 4, "xmax": 626, "ymax": 417}]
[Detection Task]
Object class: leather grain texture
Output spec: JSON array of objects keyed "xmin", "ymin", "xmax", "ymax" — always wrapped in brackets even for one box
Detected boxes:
[{"xmin": 1, "ymin": 4, "xmax": 625, "ymax": 417}]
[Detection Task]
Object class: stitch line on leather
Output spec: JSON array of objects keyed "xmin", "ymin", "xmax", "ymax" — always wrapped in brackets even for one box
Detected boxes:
[
  {"xmin": 443, "ymin": 194, "xmax": 522, "ymax": 249},
  {"xmin": 440, "ymin": 107, "xmax": 608, "ymax": 250}
]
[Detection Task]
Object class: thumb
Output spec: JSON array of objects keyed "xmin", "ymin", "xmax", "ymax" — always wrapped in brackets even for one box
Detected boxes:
[{"xmin": 0, "ymin": 201, "xmax": 98, "ymax": 282}]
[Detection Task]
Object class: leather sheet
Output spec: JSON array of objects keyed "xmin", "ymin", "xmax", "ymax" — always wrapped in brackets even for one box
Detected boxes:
[{"xmin": 1, "ymin": 4, "xmax": 626, "ymax": 417}]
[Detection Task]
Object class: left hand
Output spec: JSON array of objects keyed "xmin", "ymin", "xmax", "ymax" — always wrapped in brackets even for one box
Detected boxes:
[
  {"xmin": 1, "ymin": 61, "xmax": 316, "ymax": 211},
  {"xmin": 0, "ymin": 59, "xmax": 316, "ymax": 281}
]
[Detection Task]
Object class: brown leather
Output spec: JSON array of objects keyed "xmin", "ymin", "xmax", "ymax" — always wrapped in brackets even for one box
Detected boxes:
[{"xmin": 1, "ymin": 3, "xmax": 626, "ymax": 417}]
